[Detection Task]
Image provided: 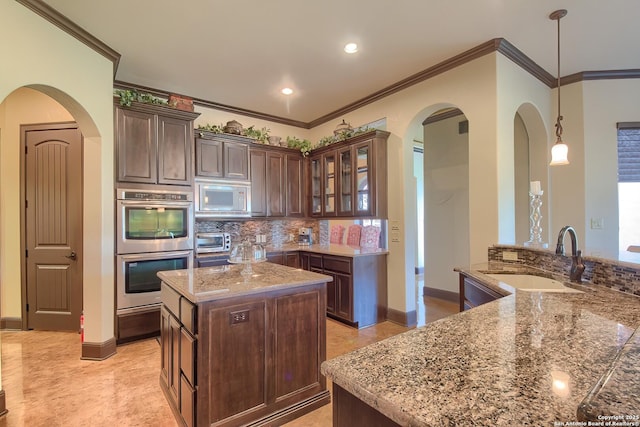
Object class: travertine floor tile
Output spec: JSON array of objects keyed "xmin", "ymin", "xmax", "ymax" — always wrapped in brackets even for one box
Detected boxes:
[{"xmin": 0, "ymin": 293, "xmax": 456, "ymax": 426}]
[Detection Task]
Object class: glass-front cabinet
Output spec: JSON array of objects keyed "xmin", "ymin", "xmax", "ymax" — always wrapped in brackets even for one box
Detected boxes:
[
  {"xmin": 324, "ymin": 153, "xmax": 336, "ymax": 215},
  {"xmin": 307, "ymin": 130, "xmax": 389, "ymax": 218},
  {"xmin": 355, "ymin": 142, "xmax": 372, "ymax": 216},
  {"xmin": 310, "ymin": 156, "xmax": 322, "ymax": 215},
  {"xmin": 338, "ymin": 147, "xmax": 353, "ymax": 215}
]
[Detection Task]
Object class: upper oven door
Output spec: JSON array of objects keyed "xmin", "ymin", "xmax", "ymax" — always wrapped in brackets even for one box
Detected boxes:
[{"xmin": 117, "ymin": 200, "xmax": 193, "ymax": 254}]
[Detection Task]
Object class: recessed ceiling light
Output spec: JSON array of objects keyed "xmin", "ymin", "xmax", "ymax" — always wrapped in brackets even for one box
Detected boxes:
[
  {"xmin": 344, "ymin": 43, "xmax": 358, "ymax": 54},
  {"xmin": 281, "ymin": 87, "xmax": 293, "ymax": 95}
]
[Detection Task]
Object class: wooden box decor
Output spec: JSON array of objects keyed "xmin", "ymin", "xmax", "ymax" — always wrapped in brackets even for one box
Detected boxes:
[{"xmin": 168, "ymin": 94, "xmax": 194, "ymax": 112}]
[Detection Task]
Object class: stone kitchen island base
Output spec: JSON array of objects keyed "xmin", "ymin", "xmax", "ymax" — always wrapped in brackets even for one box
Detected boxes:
[{"xmin": 158, "ymin": 262, "xmax": 332, "ymax": 427}]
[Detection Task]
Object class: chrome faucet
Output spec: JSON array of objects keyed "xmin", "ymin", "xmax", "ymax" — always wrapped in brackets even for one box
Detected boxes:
[{"xmin": 555, "ymin": 225, "xmax": 585, "ymax": 283}]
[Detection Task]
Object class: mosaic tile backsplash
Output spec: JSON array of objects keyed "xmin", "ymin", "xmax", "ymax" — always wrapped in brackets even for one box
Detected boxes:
[
  {"xmin": 196, "ymin": 219, "xmax": 329, "ymax": 247},
  {"xmin": 489, "ymin": 245, "xmax": 640, "ymax": 297}
]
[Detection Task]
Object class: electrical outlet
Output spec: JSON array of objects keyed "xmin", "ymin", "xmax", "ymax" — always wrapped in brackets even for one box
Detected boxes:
[
  {"xmin": 590, "ymin": 218, "xmax": 604, "ymax": 229},
  {"xmin": 502, "ymin": 251, "xmax": 518, "ymax": 261}
]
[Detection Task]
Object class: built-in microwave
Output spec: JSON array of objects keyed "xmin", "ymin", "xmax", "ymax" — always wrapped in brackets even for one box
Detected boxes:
[{"xmin": 195, "ymin": 179, "xmax": 251, "ymax": 217}]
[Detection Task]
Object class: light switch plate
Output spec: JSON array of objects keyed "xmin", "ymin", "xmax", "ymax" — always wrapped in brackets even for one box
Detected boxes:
[
  {"xmin": 590, "ymin": 218, "xmax": 604, "ymax": 229},
  {"xmin": 502, "ymin": 251, "xmax": 518, "ymax": 261}
]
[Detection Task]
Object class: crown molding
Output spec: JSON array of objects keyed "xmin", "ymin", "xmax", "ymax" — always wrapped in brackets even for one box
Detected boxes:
[
  {"xmin": 17, "ymin": 0, "xmax": 121, "ymax": 76},
  {"xmin": 113, "ymin": 81, "xmax": 308, "ymax": 129},
  {"xmin": 18, "ymin": 1, "xmax": 640, "ymax": 129},
  {"xmin": 561, "ymin": 69, "xmax": 640, "ymax": 86},
  {"xmin": 422, "ymin": 108, "xmax": 464, "ymax": 126}
]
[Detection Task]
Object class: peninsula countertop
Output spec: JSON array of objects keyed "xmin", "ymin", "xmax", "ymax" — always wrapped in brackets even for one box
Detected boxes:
[
  {"xmin": 157, "ymin": 262, "xmax": 332, "ymax": 304},
  {"xmin": 321, "ymin": 265, "xmax": 640, "ymax": 426}
]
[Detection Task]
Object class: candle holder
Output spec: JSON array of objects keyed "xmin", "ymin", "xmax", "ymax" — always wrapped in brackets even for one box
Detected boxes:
[{"xmin": 524, "ymin": 191, "xmax": 548, "ymax": 248}]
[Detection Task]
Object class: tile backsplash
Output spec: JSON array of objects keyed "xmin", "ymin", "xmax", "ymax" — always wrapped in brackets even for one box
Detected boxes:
[
  {"xmin": 489, "ymin": 245, "xmax": 640, "ymax": 297},
  {"xmin": 196, "ymin": 219, "xmax": 328, "ymax": 247}
]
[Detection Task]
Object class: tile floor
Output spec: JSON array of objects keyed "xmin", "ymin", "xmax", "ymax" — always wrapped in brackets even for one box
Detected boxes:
[{"xmin": 0, "ymin": 295, "xmax": 458, "ymax": 427}]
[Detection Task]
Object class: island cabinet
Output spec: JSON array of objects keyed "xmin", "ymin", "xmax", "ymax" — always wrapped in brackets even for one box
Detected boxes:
[
  {"xmin": 115, "ymin": 99, "xmax": 200, "ymax": 186},
  {"xmin": 300, "ymin": 252, "xmax": 387, "ymax": 328},
  {"xmin": 194, "ymin": 131, "xmax": 250, "ymax": 180},
  {"xmin": 309, "ymin": 130, "xmax": 389, "ymax": 218},
  {"xmin": 159, "ymin": 263, "xmax": 331, "ymax": 427},
  {"xmin": 459, "ymin": 273, "xmax": 506, "ymax": 311},
  {"xmin": 250, "ymin": 146, "xmax": 305, "ymax": 217}
]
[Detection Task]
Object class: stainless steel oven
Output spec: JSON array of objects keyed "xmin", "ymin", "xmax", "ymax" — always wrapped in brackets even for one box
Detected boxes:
[
  {"xmin": 116, "ymin": 250, "xmax": 192, "ymax": 312},
  {"xmin": 116, "ymin": 188, "xmax": 193, "ymax": 254}
]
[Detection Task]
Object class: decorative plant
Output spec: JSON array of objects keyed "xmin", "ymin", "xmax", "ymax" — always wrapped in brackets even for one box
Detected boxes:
[
  {"xmin": 114, "ymin": 89, "xmax": 168, "ymax": 107},
  {"xmin": 286, "ymin": 136, "xmax": 313, "ymax": 157},
  {"xmin": 316, "ymin": 135, "xmax": 335, "ymax": 148},
  {"xmin": 242, "ymin": 126, "xmax": 270, "ymax": 144},
  {"xmin": 196, "ymin": 123, "xmax": 225, "ymax": 135}
]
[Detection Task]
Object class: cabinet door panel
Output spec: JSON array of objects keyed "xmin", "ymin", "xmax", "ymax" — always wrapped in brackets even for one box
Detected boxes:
[
  {"xmin": 286, "ymin": 154, "xmax": 304, "ymax": 217},
  {"xmin": 209, "ymin": 301, "xmax": 267, "ymax": 423},
  {"xmin": 249, "ymin": 149, "xmax": 267, "ymax": 216},
  {"xmin": 337, "ymin": 147, "xmax": 354, "ymax": 216},
  {"xmin": 355, "ymin": 141, "xmax": 373, "ymax": 216},
  {"xmin": 196, "ymin": 138, "xmax": 223, "ymax": 178},
  {"xmin": 310, "ymin": 156, "xmax": 322, "ymax": 216},
  {"xmin": 336, "ymin": 273, "xmax": 353, "ymax": 321},
  {"xmin": 325, "ymin": 272, "xmax": 336, "ymax": 314},
  {"xmin": 274, "ymin": 291, "xmax": 320, "ymax": 398},
  {"xmin": 267, "ymin": 152, "xmax": 286, "ymax": 217},
  {"xmin": 285, "ymin": 252, "xmax": 300, "ymax": 268},
  {"xmin": 323, "ymin": 153, "xmax": 336, "ymax": 215},
  {"xmin": 169, "ymin": 312, "xmax": 181, "ymax": 403},
  {"xmin": 224, "ymin": 141, "xmax": 249, "ymax": 180},
  {"xmin": 117, "ymin": 108, "xmax": 156, "ymax": 183},
  {"xmin": 158, "ymin": 115, "xmax": 191, "ymax": 185}
]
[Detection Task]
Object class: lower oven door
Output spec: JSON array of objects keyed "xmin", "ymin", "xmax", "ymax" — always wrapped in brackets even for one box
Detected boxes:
[{"xmin": 116, "ymin": 250, "xmax": 193, "ymax": 312}]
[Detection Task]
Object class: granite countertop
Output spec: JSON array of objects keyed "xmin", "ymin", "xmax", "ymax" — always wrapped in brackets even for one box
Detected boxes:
[
  {"xmin": 322, "ymin": 264, "xmax": 640, "ymax": 426},
  {"xmin": 158, "ymin": 262, "xmax": 332, "ymax": 304},
  {"xmin": 197, "ymin": 243, "xmax": 389, "ymax": 259}
]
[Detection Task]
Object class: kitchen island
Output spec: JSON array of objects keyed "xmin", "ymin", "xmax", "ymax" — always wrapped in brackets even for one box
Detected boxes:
[
  {"xmin": 158, "ymin": 262, "xmax": 332, "ymax": 427},
  {"xmin": 321, "ymin": 264, "xmax": 640, "ymax": 426}
]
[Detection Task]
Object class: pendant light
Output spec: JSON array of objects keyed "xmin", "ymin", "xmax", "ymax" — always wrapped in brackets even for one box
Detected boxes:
[{"xmin": 549, "ymin": 9, "xmax": 569, "ymax": 166}]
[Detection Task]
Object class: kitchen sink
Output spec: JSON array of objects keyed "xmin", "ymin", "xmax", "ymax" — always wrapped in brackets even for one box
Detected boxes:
[{"xmin": 487, "ymin": 274, "xmax": 584, "ymax": 293}]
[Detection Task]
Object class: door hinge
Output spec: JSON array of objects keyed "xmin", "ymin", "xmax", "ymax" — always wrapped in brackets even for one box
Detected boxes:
[
  {"xmin": 26, "ymin": 303, "xmax": 29, "ymax": 312},
  {"xmin": 25, "ymin": 249, "xmax": 28, "ymax": 258},
  {"xmin": 25, "ymin": 200, "xmax": 28, "ymax": 209}
]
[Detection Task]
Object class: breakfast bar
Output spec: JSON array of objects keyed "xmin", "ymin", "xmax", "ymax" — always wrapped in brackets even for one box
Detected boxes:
[
  {"xmin": 322, "ymin": 265, "xmax": 640, "ymax": 426},
  {"xmin": 158, "ymin": 262, "xmax": 332, "ymax": 427}
]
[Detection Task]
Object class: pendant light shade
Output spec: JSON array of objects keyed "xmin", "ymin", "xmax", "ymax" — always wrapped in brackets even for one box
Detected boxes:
[
  {"xmin": 549, "ymin": 9, "xmax": 569, "ymax": 166},
  {"xmin": 550, "ymin": 141, "xmax": 569, "ymax": 165}
]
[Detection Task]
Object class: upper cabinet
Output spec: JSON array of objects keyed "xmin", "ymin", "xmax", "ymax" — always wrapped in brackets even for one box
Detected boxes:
[
  {"xmin": 309, "ymin": 130, "xmax": 389, "ymax": 218},
  {"xmin": 195, "ymin": 131, "xmax": 250, "ymax": 181},
  {"xmin": 115, "ymin": 99, "xmax": 199, "ymax": 186},
  {"xmin": 250, "ymin": 145, "xmax": 305, "ymax": 218}
]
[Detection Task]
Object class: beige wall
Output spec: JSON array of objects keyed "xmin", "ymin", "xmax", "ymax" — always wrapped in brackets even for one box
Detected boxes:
[
  {"xmin": 1, "ymin": 1, "xmax": 114, "ymax": 344},
  {"xmin": 0, "ymin": 88, "xmax": 74, "ymax": 318}
]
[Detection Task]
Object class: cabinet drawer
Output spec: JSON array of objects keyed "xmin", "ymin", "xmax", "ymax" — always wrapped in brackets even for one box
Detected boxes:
[
  {"xmin": 161, "ymin": 282, "xmax": 181, "ymax": 317},
  {"xmin": 180, "ymin": 374, "xmax": 195, "ymax": 427},
  {"xmin": 180, "ymin": 327, "xmax": 196, "ymax": 387},
  {"xmin": 309, "ymin": 254, "xmax": 323, "ymax": 269},
  {"xmin": 463, "ymin": 277, "xmax": 502, "ymax": 308},
  {"xmin": 180, "ymin": 298, "xmax": 197, "ymax": 335},
  {"xmin": 322, "ymin": 255, "xmax": 351, "ymax": 274}
]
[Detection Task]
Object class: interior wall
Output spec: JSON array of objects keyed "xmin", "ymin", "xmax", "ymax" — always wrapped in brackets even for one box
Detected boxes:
[
  {"xmin": 413, "ymin": 147, "xmax": 424, "ymax": 271},
  {"xmin": 514, "ymin": 113, "xmax": 530, "ymax": 244},
  {"xmin": 582, "ymin": 79, "xmax": 640, "ymax": 259},
  {"xmin": 0, "ymin": 88, "xmax": 74, "ymax": 318},
  {"xmin": 424, "ymin": 114, "xmax": 469, "ymax": 293},
  {"xmin": 1, "ymin": 1, "xmax": 114, "ymax": 344}
]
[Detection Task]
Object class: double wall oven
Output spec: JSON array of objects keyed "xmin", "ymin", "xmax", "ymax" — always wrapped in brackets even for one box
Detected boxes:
[{"xmin": 116, "ymin": 187, "xmax": 193, "ymax": 315}]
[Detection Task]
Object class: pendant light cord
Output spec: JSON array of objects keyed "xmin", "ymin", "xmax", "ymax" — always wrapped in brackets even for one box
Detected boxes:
[{"xmin": 554, "ymin": 11, "xmax": 564, "ymax": 142}]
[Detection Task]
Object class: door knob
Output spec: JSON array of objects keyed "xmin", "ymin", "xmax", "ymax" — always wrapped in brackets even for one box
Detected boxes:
[{"xmin": 65, "ymin": 251, "xmax": 77, "ymax": 260}]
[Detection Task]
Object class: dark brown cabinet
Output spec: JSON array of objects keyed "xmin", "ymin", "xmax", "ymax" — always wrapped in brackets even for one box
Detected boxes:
[
  {"xmin": 309, "ymin": 130, "xmax": 389, "ymax": 218},
  {"xmin": 160, "ymin": 278, "xmax": 329, "ymax": 427},
  {"xmin": 115, "ymin": 100, "xmax": 199, "ymax": 186},
  {"xmin": 195, "ymin": 131, "xmax": 249, "ymax": 180},
  {"xmin": 195, "ymin": 256, "xmax": 230, "ymax": 268},
  {"xmin": 459, "ymin": 273, "xmax": 506, "ymax": 311},
  {"xmin": 301, "ymin": 252, "xmax": 387, "ymax": 328},
  {"xmin": 266, "ymin": 251, "xmax": 300, "ymax": 268},
  {"xmin": 250, "ymin": 146, "xmax": 305, "ymax": 217}
]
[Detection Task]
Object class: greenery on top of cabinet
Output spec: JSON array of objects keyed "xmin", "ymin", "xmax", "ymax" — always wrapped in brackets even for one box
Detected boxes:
[{"xmin": 114, "ymin": 89, "xmax": 168, "ymax": 107}]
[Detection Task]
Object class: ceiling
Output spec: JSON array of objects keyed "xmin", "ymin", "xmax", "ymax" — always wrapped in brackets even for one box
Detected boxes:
[{"xmin": 40, "ymin": 0, "xmax": 640, "ymax": 126}]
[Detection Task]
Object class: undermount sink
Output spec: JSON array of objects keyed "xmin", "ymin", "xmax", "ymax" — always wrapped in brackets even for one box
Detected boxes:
[{"xmin": 487, "ymin": 274, "xmax": 584, "ymax": 293}]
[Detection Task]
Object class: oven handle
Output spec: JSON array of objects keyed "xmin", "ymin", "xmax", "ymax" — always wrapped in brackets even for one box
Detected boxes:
[
  {"xmin": 119, "ymin": 200, "xmax": 193, "ymax": 208},
  {"xmin": 118, "ymin": 250, "xmax": 193, "ymax": 262}
]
